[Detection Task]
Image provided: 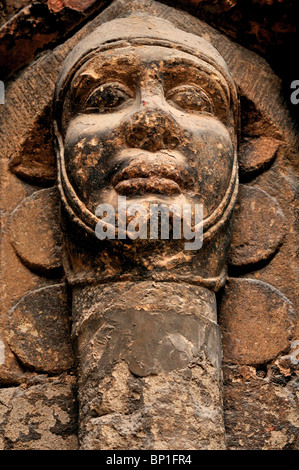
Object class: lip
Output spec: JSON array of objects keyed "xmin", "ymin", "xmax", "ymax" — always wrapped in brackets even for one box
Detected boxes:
[
  {"xmin": 111, "ymin": 158, "xmax": 191, "ymax": 196},
  {"xmin": 114, "ymin": 176, "xmax": 181, "ymax": 195}
]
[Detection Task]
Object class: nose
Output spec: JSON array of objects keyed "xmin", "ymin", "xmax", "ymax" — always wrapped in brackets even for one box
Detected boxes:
[{"xmin": 124, "ymin": 105, "xmax": 180, "ymax": 152}]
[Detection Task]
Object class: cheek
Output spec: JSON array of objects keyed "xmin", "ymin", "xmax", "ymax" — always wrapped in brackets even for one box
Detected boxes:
[
  {"xmin": 65, "ymin": 137, "xmax": 104, "ymax": 199},
  {"xmin": 179, "ymin": 118, "xmax": 235, "ymax": 215},
  {"xmin": 63, "ymin": 118, "xmax": 124, "ymax": 199},
  {"xmin": 63, "ymin": 114, "xmax": 125, "ymax": 171}
]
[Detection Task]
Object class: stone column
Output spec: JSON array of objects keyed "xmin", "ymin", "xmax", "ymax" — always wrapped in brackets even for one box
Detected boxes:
[{"xmin": 72, "ymin": 282, "xmax": 225, "ymax": 449}]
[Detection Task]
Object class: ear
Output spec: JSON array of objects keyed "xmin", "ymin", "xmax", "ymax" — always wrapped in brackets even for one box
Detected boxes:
[
  {"xmin": 8, "ymin": 103, "xmax": 56, "ymax": 185},
  {"xmin": 237, "ymin": 94, "xmax": 282, "ymax": 178}
]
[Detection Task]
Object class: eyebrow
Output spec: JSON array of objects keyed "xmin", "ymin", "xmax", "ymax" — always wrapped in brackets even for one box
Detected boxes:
[
  {"xmin": 71, "ymin": 54, "xmax": 231, "ymax": 107},
  {"xmin": 160, "ymin": 60, "xmax": 230, "ymax": 104},
  {"xmin": 71, "ymin": 55, "xmax": 139, "ymax": 91}
]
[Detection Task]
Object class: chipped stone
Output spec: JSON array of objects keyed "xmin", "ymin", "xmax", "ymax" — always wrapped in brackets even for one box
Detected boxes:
[
  {"xmin": 10, "ymin": 187, "xmax": 62, "ymax": 274},
  {"xmin": 0, "ymin": 375, "xmax": 78, "ymax": 450},
  {"xmin": 7, "ymin": 285, "xmax": 74, "ymax": 373},
  {"xmin": 219, "ymin": 278, "xmax": 296, "ymax": 365},
  {"xmin": 228, "ymin": 185, "xmax": 286, "ymax": 266}
]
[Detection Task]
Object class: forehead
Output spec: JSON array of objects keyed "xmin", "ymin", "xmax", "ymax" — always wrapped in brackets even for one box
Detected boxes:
[
  {"xmin": 75, "ymin": 45, "xmax": 220, "ymax": 69},
  {"xmin": 70, "ymin": 45, "xmax": 230, "ymax": 94}
]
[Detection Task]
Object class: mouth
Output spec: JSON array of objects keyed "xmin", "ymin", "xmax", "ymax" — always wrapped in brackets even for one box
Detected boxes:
[
  {"xmin": 112, "ymin": 159, "xmax": 190, "ymax": 196},
  {"xmin": 114, "ymin": 176, "xmax": 181, "ymax": 196}
]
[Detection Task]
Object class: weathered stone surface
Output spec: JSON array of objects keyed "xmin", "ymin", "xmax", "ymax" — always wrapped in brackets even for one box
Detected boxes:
[
  {"xmin": 0, "ymin": 375, "xmax": 78, "ymax": 450},
  {"xmin": 223, "ymin": 364, "xmax": 299, "ymax": 450},
  {"xmin": 162, "ymin": 0, "xmax": 296, "ymax": 86},
  {"xmin": 1, "ymin": 0, "xmax": 296, "ymax": 87},
  {"xmin": 73, "ymin": 282, "xmax": 220, "ymax": 376},
  {"xmin": 219, "ymin": 278, "xmax": 296, "ymax": 365},
  {"xmin": 246, "ymin": 164, "xmax": 299, "ymax": 310},
  {"xmin": 0, "ymin": 159, "xmax": 62, "ymax": 382},
  {"xmin": 48, "ymin": 0, "xmax": 97, "ymax": 13},
  {"xmin": 0, "ymin": 0, "xmax": 31, "ymax": 26},
  {"xmin": 9, "ymin": 105, "xmax": 56, "ymax": 185},
  {"xmin": 238, "ymin": 136, "xmax": 280, "ymax": 176},
  {"xmin": 228, "ymin": 184, "xmax": 285, "ymax": 266},
  {"xmin": 81, "ymin": 361, "xmax": 226, "ymax": 450},
  {"xmin": 1, "ymin": 0, "xmax": 296, "ymax": 188},
  {"xmin": 0, "ymin": 0, "xmax": 111, "ymax": 79},
  {"xmin": 10, "ymin": 187, "xmax": 62, "ymax": 274},
  {"xmin": 0, "ymin": 363, "xmax": 25, "ymax": 386},
  {"xmin": 240, "ymin": 94, "xmax": 283, "ymax": 141},
  {"xmin": 73, "ymin": 282, "xmax": 225, "ymax": 449},
  {"xmin": 7, "ymin": 285, "xmax": 74, "ymax": 373},
  {"xmin": 1, "ymin": 0, "xmax": 298, "ymax": 453}
]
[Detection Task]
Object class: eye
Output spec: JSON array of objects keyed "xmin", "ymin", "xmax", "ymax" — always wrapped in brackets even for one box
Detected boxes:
[
  {"xmin": 83, "ymin": 82, "xmax": 132, "ymax": 113},
  {"xmin": 167, "ymin": 85, "xmax": 213, "ymax": 114}
]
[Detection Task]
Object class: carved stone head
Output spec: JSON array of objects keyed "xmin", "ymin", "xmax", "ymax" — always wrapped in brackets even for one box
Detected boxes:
[{"xmin": 53, "ymin": 13, "xmax": 239, "ymax": 288}]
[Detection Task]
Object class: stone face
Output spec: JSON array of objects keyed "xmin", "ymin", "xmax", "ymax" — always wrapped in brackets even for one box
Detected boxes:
[
  {"xmin": 219, "ymin": 278, "xmax": 296, "ymax": 365},
  {"xmin": 54, "ymin": 12, "xmax": 239, "ymax": 290},
  {"xmin": 7, "ymin": 285, "xmax": 74, "ymax": 373},
  {"xmin": 0, "ymin": 375, "xmax": 78, "ymax": 450},
  {"xmin": 228, "ymin": 184, "xmax": 285, "ymax": 266},
  {"xmin": 10, "ymin": 187, "xmax": 62, "ymax": 274}
]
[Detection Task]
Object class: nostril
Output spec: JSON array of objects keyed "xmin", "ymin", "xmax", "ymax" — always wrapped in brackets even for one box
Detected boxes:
[
  {"xmin": 134, "ymin": 128, "xmax": 147, "ymax": 142},
  {"xmin": 163, "ymin": 131, "xmax": 179, "ymax": 150},
  {"xmin": 126, "ymin": 126, "xmax": 148, "ymax": 147}
]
